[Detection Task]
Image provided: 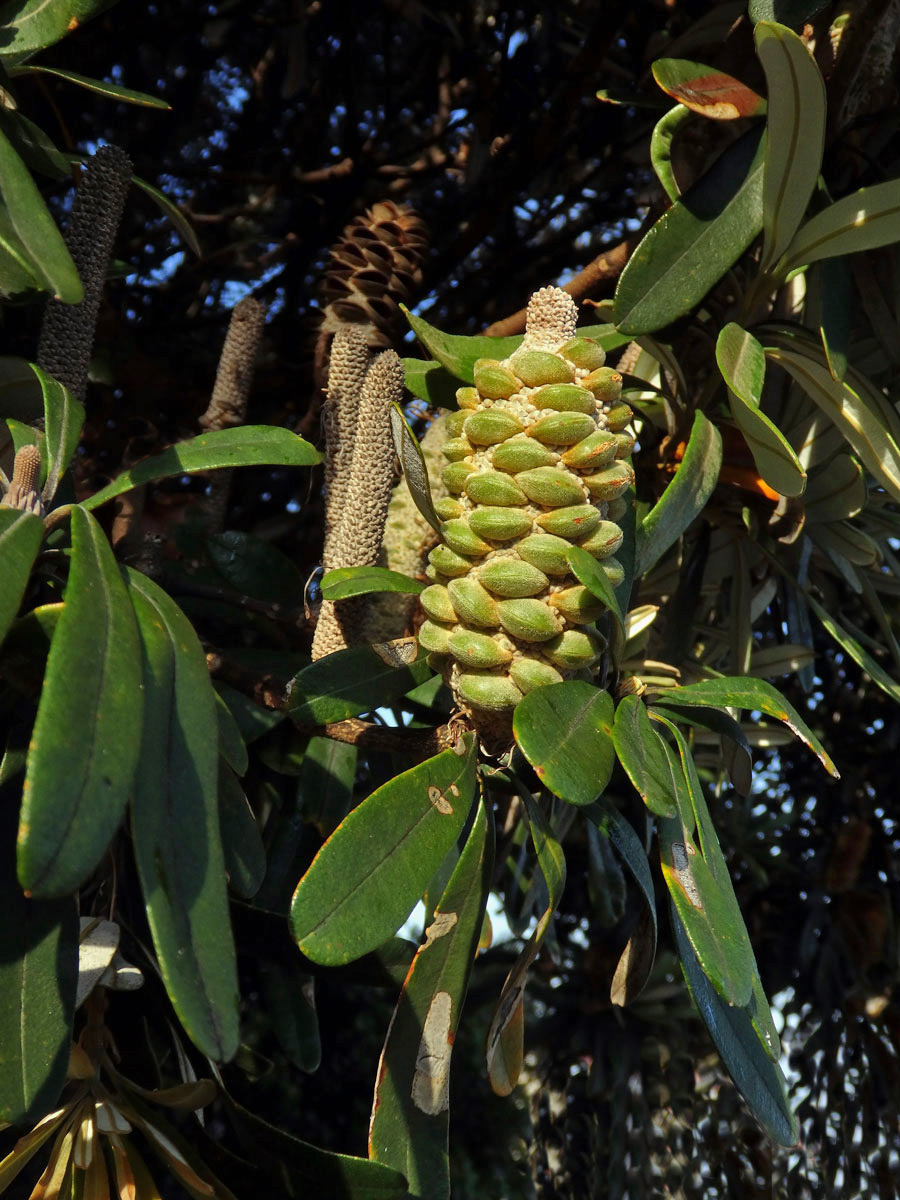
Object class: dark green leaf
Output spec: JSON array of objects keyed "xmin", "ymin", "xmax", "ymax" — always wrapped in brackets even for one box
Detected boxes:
[
  {"xmin": 0, "ymin": 507, "xmax": 41, "ymax": 648},
  {"xmin": 650, "ymin": 104, "xmax": 691, "ymax": 202},
  {"xmin": 31, "ymin": 363, "xmax": 85, "ymax": 504},
  {"xmin": 656, "ymin": 675, "xmax": 838, "ymax": 775},
  {"xmin": 716, "ymin": 323, "xmax": 805, "ymax": 497},
  {"xmin": 290, "ymin": 736, "xmax": 477, "ymax": 965},
  {"xmin": 214, "ymin": 681, "xmax": 285, "ymax": 745},
  {"xmin": 755, "ymin": 21, "xmax": 826, "ymax": 270},
  {"xmin": 295, "ymin": 734, "xmax": 357, "ymax": 839},
  {"xmin": 82, "ymin": 427, "xmax": 321, "ymax": 511},
  {"xmin": 0, "ymin": 801, "xmax": 77, "ymax": 1125},
  {"xmin": 131, "ymin": 173, "xmax": 201, "ymax": 257},
  {"xmin": 369, "ymin": 798, "xmax": 492, "ymax": 1199},
  {"xmin": 567, "ymin": 544, "xmax": 624, "ymax": 629},
  {"xmin": 389, "ymin": 401, "xmax": 441, "ymax": 534},
  {"xmin": 215, "ymin": 691, "xmax": 249, "ymax": 776},
  {"xmin": 652, "ymin": 58, "xmax": 766, "ymax": 118},
  {"xmin": 782, "ymin": 178, "xmax": 900, "ymax": 273},
  {"xmin": 635, "ymin": 410, "xmax": 722, "ymax": 574},
  {"xmin": 125, "ymin": 568, "xmax": 239, "ymax": 1061},
  {"xmin": 806, "ymin": 590, "xmax": 900, "ymax": 706},
  {"xmin": 259, "ymin": 957, "xmax": 321, "ymax": 1073},
  {"xmin": 219, "ymin": 767, "xmax": 266, "ymax": 899},
  {"xmin": 0, "ymin": 0, "xmax": 116, "ymax": 53},
  {"xmin": 0, "ymin": 108, "xmax": 70, "ymax": 179},
  {"xmin": 320, "ymin": 565, "xmax": 425, "ymax": 601},
  {"xmin": 18, "ymin": 507, "xmax": 143, "ymax": 897},
  {"xmin": 812, "ymin": 257, "xmax": 851, "ymax": 381},
  {"xmin": 513, "ymin": 681, "xmax": 615, "ymax": 806},
  {"xmin": 286, "ymin": 641, "xmax": 431, "ymax": 726},
  {"xmin": 672, "ymin": 910, "xmax": 797, "ymax": 1145},
  {"xmin": 21, "ymin": 64, "xmax": 171, "ymax": 108},
  {"xmin": 0, "ymin": 125, "xmax": 81, "ymax": 302},
  {"xmin": 612, "ymin": 693, "xmax": 678, "ymax": 817},
  {"xmin": 402, "ymin": 358, "xmax": 462, "ymax": 409},
  {"xmin": 205, "ymin": 530, "xmax": 307, "ymax": 608},
  {"xmin": 0, "ymin": 354, "xmax": 44, "ymax": 417},
  {"xmin": 613, "ymin": 126, "xmax": 765, "ymax": 334}
]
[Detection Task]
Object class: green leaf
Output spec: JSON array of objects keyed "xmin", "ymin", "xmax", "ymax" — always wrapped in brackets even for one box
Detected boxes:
[
  {"xmin": 18, "ymin": 507, "xmax": 143, "ymax": 897},
  {"xmin": 806, "ymin": 590, "xmax": 900, "ymax": 707},
  {"xmin": 804, "ymin": 453, "xmax": 865, "ymax": 523},
  {"xmin": 513, "ymin": 681, "xmax": 615, "ymax": 806},
  {"xmin": 655, "ymin": 675, "xmax": 838, "ymax": 776},
  {"xmin": 215, "ymin": 691, "xmax": 249, "ymax": 776},
  {"xmin": 749, "ymin": 0, "xmax": 828, "ymax": 21},
  {"xmin": 403, "ymin": 307, "xmax": 630, "ymax": 385},
  {"xmin": 0, "ymin": 507, "xmax": 41, "ymax": 648},
  {"xmin": 765, "ymin": 334, "xmax": 900, "ymax": 502},
  {"xmin": 754, "ymin": 21, "xmax": 826, "ymax": 270},
  {"xmin": 635, "ymin": 410, "xmax": 722, "ymax": 574},
  {"xmin": 131, "ymin": 173, "xmax": 201, "ymax": 258},
  {"xmin": 20, "ymin": 64, "xmax": 171, "ymax": 108},
  {"xmin": 388, "ymin": 402, "xmax": 441, "ymax": 535},
  {"xmin": 402, "ymin": 358, "xmax": 462, "ymax": 409},
  {"xmin": 613, "ymin": 126, "xmax": 765, "ymax": 334},
  {"xmin": 220, "ymin": 1085, "xmax": 409, "ymax": 1199},
  {"xmin": 30, "ymin": 363, "xmax": 85, "ymax": 505},
  {"xmin": 650, "ymin": 700, "xmax": 753, "ymax": 796},
  {"xmin": 0, "ymin": 108, "xmax": 70, "ymax": 179},
  {"xmin": 0, "ymin": 125, "xmax": 82, "ymax": 302},
  {"xmin": 82, "ymin": 427, "xmax": 321, "ymax": 511},
  {"xmin": 286, "ymin": 641, "xmax": 431, "ymax": 726},
  {"xmin": 672, "ymin": 911, "xmax": 797, "ymax": 1146},
  {"xmin": 566, "ymin": 544, "xmax": 624, "ymax": 630},
  {"xmin": 810, "ymin": 257, "xmax": 850, "ymax": 381},
  {"xmin": 650, "ymin": 104, "xmax": 691, "ymax": 202},
  {"xmin": 369, "ymin": 798, "xmax": 492, "ymax": 1199},
  {"xmin": 612, "ymin": 693, "xmax": 678, "ymax": 817},
  {"xmin": 781, "ymin": 178, "xmax": 900, "ymax": 273},
  {"xmin": 0, "ymin": 353, "xmax": 44, "ymax": 417},
  {"xmin": 205, "ymin": 530, "xmax": 307, "ymax": 608},
  {"xmin": 0, "ymin": 800, "xmax": 77, "ymax": 1125},
  {"xmin": 716, "ymin": 323, "xmax": 806, "ymax": 497},
  {"xmin": 290, "ymin": 736, "xmax": 478, "ymax": 965},
  {"xmin": 214, "ymin": 681, "xmax": 285, "ymax": 746},
  {"xmin": 651, "ymin": 58, "xmax": 766, "ymax": 119},
  {"xmin": 584, "ymin": 798, "xmax": 658, "ymax": 1004},
  {"xmin": 219, "ymin": 768, "xmax": 266, "ymax": 900},
  {"xmin": 0, "ymin": 0, "xmax": 116, "ymax": 54},
  {"xmin": 486, "ymin": 791, "xmax": 565, "ymax": 1094},
  {"xmin": 125, "ymin": 568, "xmax": 239, "ymax": 1061},
  {"xmin": 260, "ymin": 957, "xmax": 321, "ymax": 1073},
  {"xmin": 320, "ymin": 565, "xmax": 425, "ymax": 601}
]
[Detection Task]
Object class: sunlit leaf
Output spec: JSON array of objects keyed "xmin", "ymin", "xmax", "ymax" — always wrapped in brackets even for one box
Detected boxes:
[
  {"xmin": 567, "ymin": 545, "xmax": 624, "ymax": 629},
  {"xmin": 612, "ymin": 693, "xmax": 678, "ymax": 817},
  {"xmin": 30, "ymin": 363, "xmax": 85, "ymax": 505},
  {"xmin": 291, "ymin": 736, "xmax": 477, "ymax": 965},
  {"xmin": 388, "ymin": 403, "xmax": 441, "ymax": 534},
  {"xmin": 21, "ymin": 64, "xmax": 171, "ymax": 108},
  {"xmin": 649, "ymin": 104, "xmax": 691, "ymax": 202},
  {"xmin": 402, "ymin": 359, "xmax": 461, "ymax": 409},
  {"xmin": 286, "ymin": 641, "xmax": 431, "ymax": 726},
  {"xmin": 754, "ymin": 21, "xmax": 826, "ymax": 270},
  {"xmin": 0, "ymin": 0, "xmax": 116, "ymax": 53},
  {"xmin": 781, "ymin": 178, "xmax": 900, "ymax": 273},
  {"xmin": 320, "ymin": 565, "xmax": 425, "ymax": 601},
  {"xmin": 652, "ymin": 58, "xmax": 766, "ymax": 119},
  {"xmin": 18, "ymin": 507, "xmax": 143, "ymax": 897},
  {"xmin": 513, "ymin": 681, "xmax": 615, "ymax": 806}
]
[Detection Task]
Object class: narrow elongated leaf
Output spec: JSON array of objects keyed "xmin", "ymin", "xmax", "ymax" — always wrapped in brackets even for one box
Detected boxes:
[
  {"xmin": 807, "ymin": 590, "xmax": 900, "ymax": 706},
  {"xmin": 83, "ymin": 428, "xmax": 320, "ymax": 510},
  {"xmin": 487, "ymin": 792, "xmax": 565, "ymax": 1095},
  {"xmin": 0, "ymin": 507, "xmax": 41, "ymax": 647},
  {"xmin": 811, "ymin": 257, "xmax": 850, "ymax": 381},
  {"xmin": 21, "ymin": 65, "xmax": 171, "ymax": 108},
  {"xmin": 652, "ymin": 58, "xmax": 766, "ymax": 118},
  {"xmin": 755, "ymin": 22, "xmax": 826, "ymax": 270},
  {"xmin": 388, "ymin": 402, "xmax": 440, "ymax": 534},
  {"xmin": 765, "ymin": 336, "xmax": 900, "ymax": 502},
  {"xmin": 782, "ymin": 178, "xmax": 900, "ymax": 273},
  {"xmin": 567, "ymin": 545, "xmax": 624, "ymax": 629},
  {"xmin": 613, "ymin": 126, "xmax": 765, "ymax": 334},
  {"xmin": 131, "ymin": 174, "xmax": 201, "ymax": 257},
  {"xmin": 404, "ymin": 307, "xmax": 630, "ymax": 384},
  {"xmin": 0, "ymin": 1106, "xmax": 71, "ymax": 1188},
  {"xmin": 260, "ymin": 957, "xmax": 321, "ymax": 1073},
  {"xmin": 0, "ymin": 109, "xmax": 70, "ymax": 180},
  {"xmin": 635, "ymin": 410, "xmax": 722, "ymax": 574},
  {"xmin": 716, "ymin": 323, "xmax": 805, "ymax": 497},
  {"xmin": 287, "ymin": 641, "xmax": 431, "ymax": 726},
  {"xmin": 320, "ymin": 566, "xmax": 425, "ymax": 601},
  {"xmin": 18, "ymin": 507, "xmax": 143, "ymax": 897},
  {"xmin": 0, "ymin": 0, "xmax": 115, "ymax": 53},
  {"xmin": 672, "ymin": 911, "xmax": 797, "ymax": 1145},
  {"xmin": 219, "ymin": 768, "xmax": 266, "ymax": 899},
  {"xmin": 369, "ymin": 799, "xmax": 492, "ymax": 1199},
  {"xmin": 125, "ymin": 569, "xmax": 239, "ymax": 1061},
  {"xmin": 656, "ymin": 675, "xmax": 838, "ymax": 775},
  {"xmin": 650, "ymin": 700, "xmax": 753, "ymax": 795},
  {"xmin": 612, "ymin": 693, "xmax": 678, "ymax": 817},
  {"xmin": 0, "ymin": 802, "xmax": 77, "ymax": 1125},
  {"xmin": 0, "ymin": 127, "xmax": 81, "ymax": 303},
  {"xmin": 215, "ymin": 692, "xmax": 249, "ymax": 776},
  {"xmin": 291, "ymin": 736, "xmax": 477, "ymax": 965},
  {"xmin": 804, "ymin": 454, "xmax": 866, "ymax": 522},
  {"xmin": 30, "ymin": 364, "xmax": 85, "ymax": 505},
  {"xmin": 584, "ymin": 799, "xmax": 658, "ymax": 1003},
  {"xmin": 650, "ymin": 104, "xmax": 691, "ymax": 202},
  {"xmin": 513, "ymin": 681, "xmax": 615, "ymax": 806}
]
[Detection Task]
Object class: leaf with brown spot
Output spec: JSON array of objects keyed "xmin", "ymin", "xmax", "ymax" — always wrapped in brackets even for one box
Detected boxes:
[{"xmin": 652, "ymin": 58, "xmax": 766, "ymax": 119}]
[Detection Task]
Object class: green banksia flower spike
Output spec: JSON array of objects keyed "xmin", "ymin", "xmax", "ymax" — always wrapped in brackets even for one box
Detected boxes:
[{"xmin": 419, "ymin": 285, "xmax": 630, "ymax": 738}]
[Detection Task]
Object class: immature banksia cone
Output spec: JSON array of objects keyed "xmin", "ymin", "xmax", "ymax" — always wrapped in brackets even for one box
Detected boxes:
[{"xmin": 419, "ymin": 287, "xmax": 634, "ymax": 735}]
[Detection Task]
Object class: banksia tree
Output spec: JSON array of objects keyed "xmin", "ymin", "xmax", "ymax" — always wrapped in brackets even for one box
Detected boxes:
[{"xmin": 418, "ymin": 286, "xmax": 634, "ymax": 738}]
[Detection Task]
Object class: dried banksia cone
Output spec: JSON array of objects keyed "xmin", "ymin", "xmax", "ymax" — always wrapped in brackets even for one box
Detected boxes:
[
  {"xmin": 315, "ymin": 201, "xmax": 427, "ymax": 384},
  {"xmin": 421, "ymin": 287, "xmax": 633, "ymax": 738},
  {"xmin": 37, "ymin": 144, "xmax": 132, "ymax": 408},
  {"xmin": 1, "ymin": 443, "xmax": 44, "ymax": 516}
]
